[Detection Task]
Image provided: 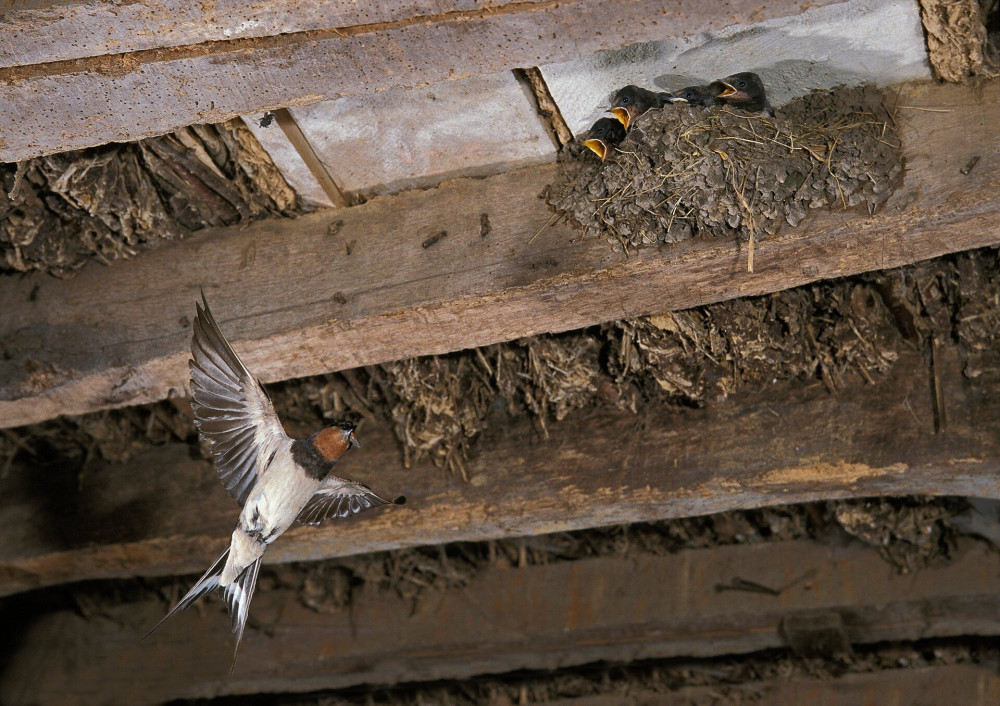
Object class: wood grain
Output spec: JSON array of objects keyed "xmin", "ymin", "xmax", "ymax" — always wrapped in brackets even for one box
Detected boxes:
[
  {"xmin": 2, "ymin": 334, "xmax": 999, "ymax": 597},
  {"xmin": 1, "ymin": 80, "xmax": 998, "ymax": 429},
  {"xmin": 0, "ymin": 0, "xmax": 843, "ymax": 161},
  {"xmin": 550, "ymin": 667, "xmax": 1000, "ymax": 706},
  {"xmin": 3, "ymin": 539, "xmax": 1000, "ymax": 704}
]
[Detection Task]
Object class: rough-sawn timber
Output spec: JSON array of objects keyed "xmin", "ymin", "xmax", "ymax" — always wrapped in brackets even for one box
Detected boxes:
[
  {"xmin": 3, "ymin": 539, "xmax": 1000, "ymax": 705},
  {"xmin": 0, "ymin": 0, "xmax": 851, "ymax": 161},
  {"xmin": 1, "ymin": 335, "xmax": 998, "ymax": 597},
  {"xmin": 0, "ymin": 80, "xmax": 998, "ymax": 428}
]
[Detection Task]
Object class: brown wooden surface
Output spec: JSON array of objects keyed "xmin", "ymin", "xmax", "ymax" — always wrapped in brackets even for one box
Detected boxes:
[
  {"xmin": 1, "ymin": 80, "xmax": 998, "ymax": 429},
  {"xmin": 3, "ymin": 538, "xmax": 1000, "ymax": 705},
  {"xmin": 0, "ymin": 0, "xmax": 846, "ymax": 161},
  {"xmin": 549, "ymin": 666, "xmax": 1000, "ymax": 706},
  {"xmin": 2, "ymin": 333, "xmax": 1000, "ymax": 597}
]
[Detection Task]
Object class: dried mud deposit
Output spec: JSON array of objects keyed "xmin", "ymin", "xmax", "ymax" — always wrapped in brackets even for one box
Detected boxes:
[
  {"xmin": 548, "ymin": 85, "xmax": 902, "ymax": 252},
  {"xmin": 7, "ymin": 248, "xmax": 998, "ymax": 484},
  {"xmin": 0, "ymin": 120, "xmax": 299, "ymax": 276}
]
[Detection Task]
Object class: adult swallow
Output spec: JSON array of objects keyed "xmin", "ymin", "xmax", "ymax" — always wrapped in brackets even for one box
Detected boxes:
[
  {"xmin": 608, "ymin": 85, "xmax": 674, "ymax": 130},
  {"xmin": 716, "ymin": 72, "xmax": 771, "ymax": 114},
  {"xmin": 148, "ymin": 294, "xmax": 404, "ymax": 672},
  {"xmin": 581, "ymin": 117, "xmax": 627, "ymax": 161}
]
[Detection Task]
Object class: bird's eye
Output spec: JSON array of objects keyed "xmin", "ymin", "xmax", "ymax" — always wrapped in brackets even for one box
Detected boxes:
[
  {"xmin": 622, "ymin": 96, "xmax": 630, "ymax": 104},
  {"xmin": 738, "ymin": 80, "xmax": 747, "ymax": 88}
]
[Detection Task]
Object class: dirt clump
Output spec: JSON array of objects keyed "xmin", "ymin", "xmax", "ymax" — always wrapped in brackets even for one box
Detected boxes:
[
  {"xmin": 833, "ymin": 497, "xmax": 966, "ymax": 572},
  {"xmin": 0, "ymin": 120, "xmax": 299, "ymax": 276}
]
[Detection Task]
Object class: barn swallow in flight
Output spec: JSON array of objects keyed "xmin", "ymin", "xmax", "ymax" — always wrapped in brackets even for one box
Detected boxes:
[
  {"xmin": 716, "ymin": 72, "xmax": 772, "ymax": 114},
  {"xmin": 608, "ymin": 85, "xmax": 674, "ymax": 130},
  {"xmin": 148, "ymin": 294, "xmax": 404, "ymax": 672},
  {"xmin": 581, "ymin": 117, "xmax": 627, "ymax": 161}
]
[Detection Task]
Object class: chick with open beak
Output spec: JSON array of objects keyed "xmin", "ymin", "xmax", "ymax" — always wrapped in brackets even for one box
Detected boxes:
[
  {"xmin": 581, "ymin": 117, "xmax": 627, "ymax": 162},
  {"xmin": 608, "ymin": 85, "xmax": 674, "ymax": 130},
  {"xmin": 715, "ymin": 72, "xmax": 771, "ymax": 114}
]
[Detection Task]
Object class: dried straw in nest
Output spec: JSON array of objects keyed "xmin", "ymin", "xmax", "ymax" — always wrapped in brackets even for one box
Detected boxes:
[{"xmin": 548, "ymin": 84, "xmax": 902, "ymax": 263}]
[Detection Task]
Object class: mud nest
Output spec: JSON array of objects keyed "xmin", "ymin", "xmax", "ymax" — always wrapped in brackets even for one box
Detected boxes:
[
  {"xmin": 0, "ymin": 120, "xmax": 300, "ymax": 276},
  {"xmin": 548, "ymin": 84, "xmax": 902, "ymax": 252}
]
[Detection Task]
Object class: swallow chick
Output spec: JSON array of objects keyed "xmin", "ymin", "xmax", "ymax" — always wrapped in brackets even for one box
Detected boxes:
[
  {"xmin": 608, "ymin": 85, "xmax": 674, "ymax": 130},
  {"xmin": 148, "ymin": 294, "xmax": 404, "ymax": 672},
  {"xmin": 716, "ymin": 72, "xmax": 772, "ymax": 115},
  {"xmin": 670, "ymin": 83, "xmax": 726, "ymax": 108},
  {"xmin": 581, "ymin": 117, "xmax": 627, "ymax": 162}
]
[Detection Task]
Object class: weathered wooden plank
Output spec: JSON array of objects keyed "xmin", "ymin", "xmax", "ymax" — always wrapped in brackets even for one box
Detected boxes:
[
  {"xmin": 549, "ymin": 666, "xmax": 1000, "ymax": 706},
  {"xmin": 4, "ymin": 539, "xmax": 1000, "ymax": 705},
  {"xmin": 0, "ymin": 0, "xmax": 850, "ymax": 162},
  {"xmin": 0, "ymin": 0, "xmax": 490, "ymax": 68},
  {"xmin": 2, "ymin": 332, "xmax": 999, "ymax": 597},
  {"xmin": 1, "ymin": 80, "xmax": 998, "ymax": 429}
]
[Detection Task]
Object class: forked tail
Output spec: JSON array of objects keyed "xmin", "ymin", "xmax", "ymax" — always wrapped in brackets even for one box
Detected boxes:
[{"xmin": 145, "ymin": 548, "xmax": 263, "ymax": 674}]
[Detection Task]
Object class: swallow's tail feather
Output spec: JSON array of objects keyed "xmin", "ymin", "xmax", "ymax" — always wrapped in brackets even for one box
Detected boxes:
[
  {"xmin": 225, "ymin": 556, "xmax": 262, "ymax": 674},
  {"xmin": 145, "ymin": 547, "xmax": 230, "ymax": 639}
]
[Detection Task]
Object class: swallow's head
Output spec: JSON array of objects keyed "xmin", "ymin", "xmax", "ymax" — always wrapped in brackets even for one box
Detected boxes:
[
  {"xmin": 608, "ymin": 85, "xmax": 647, "ymax": 129},
  {"xmin": 672, "ymin": 85, "xmax": 721, "ymax": 107},
  {"xmin": 312, "ymin": 422, "xmax": 360, "ymax": 462},
  {"xmin": 716, "ymin": 72, "xmax": 768, "ymax": 111},
  {"xmin": 581, "ymin": 117, "xmax": 626, "ymax": 161}
]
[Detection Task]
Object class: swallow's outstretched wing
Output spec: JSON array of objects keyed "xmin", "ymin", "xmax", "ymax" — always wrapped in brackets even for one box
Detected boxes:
[
  {"xmin": 190, "ymin": 294, "xmax": 289, "ymax": 506},
  {"xmin": 296, "ymin": 476, "xmax": 405, "ymax": 526}
]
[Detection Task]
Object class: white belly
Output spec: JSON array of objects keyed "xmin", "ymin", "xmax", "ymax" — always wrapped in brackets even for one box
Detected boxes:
[{"xmin": 240, "ymin": 443, "xmax": 321, "ymax": 542}]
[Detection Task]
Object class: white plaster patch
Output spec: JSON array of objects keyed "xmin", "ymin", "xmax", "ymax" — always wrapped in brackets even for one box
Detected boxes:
[
  {"xmin": 241, "ymin": 115, "xmax": 335, "ymax": 209},
  {"xmin": 289, "ymin": 71, "xmax": 557, "ymax": 197},
  {"xmin": 540, "ymin": 0, "xmax": 931, "ymax": 134}
]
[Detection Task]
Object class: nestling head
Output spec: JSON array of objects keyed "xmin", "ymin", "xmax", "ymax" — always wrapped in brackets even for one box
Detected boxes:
[{"xmin": 717, "ymin": 72, "xmax": 768, "ymax": 110}]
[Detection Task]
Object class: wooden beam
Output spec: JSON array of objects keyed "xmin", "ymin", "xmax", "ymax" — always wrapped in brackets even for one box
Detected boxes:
[
  {"xmin": 550, "ymin": 667, "xmax": 1000, "ymax": 706},
  {"xmin": 0, "ymin": 0, "xmax": 848, "ymax": 161},
  {"xmin": 2, "ymin": 333, "xmax": 1000, "ymax": 597},
  {"xmin": 4, "ymin": 539, "xmax": 1000, "ymax": 705},
  {"xmin": 1, "ymin": 80, "xmax": 998, "ymax": 428}
]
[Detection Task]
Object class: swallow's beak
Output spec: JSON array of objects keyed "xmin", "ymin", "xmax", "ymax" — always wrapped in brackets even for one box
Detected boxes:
[
  {"xmin": 348, "ymin": 430, "xmax": 361, "ymax": 448},
  {"xmin": 609, "ymin": 107, "xmax": 631, "ymax": 129},
  {"xmin": 717, "ymin": 81, "xmax": 737, "ymax": 98},
  {"xmin": 669, "ymin": 96, "xmax": 689, "ymax": 104},
  {"xmin": 582, "ymin": 138, "xmax": 608, "ymax": 161}
]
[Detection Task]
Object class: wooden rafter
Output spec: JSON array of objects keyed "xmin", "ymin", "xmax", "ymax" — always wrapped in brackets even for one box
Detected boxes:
[
  {"xmin": 3, "ymin": 538, "xmax": 1000, "ymax": 704},
  {"xmin": 0, "ymin": 0, "xmax": 848, "ymax": 162},
  {"xmin": 3, "ymin": 333, "xmax": 1000, "ymax": 597},
  {"xmin": 1, "ymin": 80, "xmax": 998, "ymax": 429}
]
